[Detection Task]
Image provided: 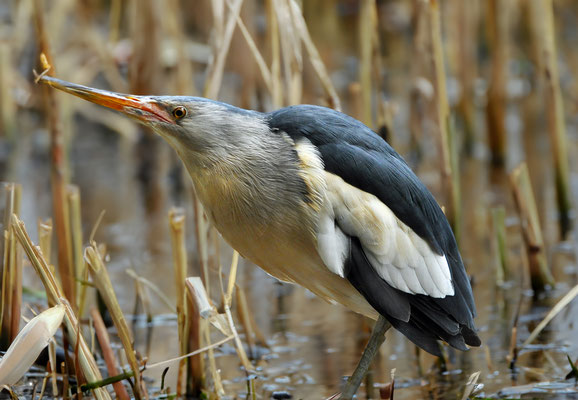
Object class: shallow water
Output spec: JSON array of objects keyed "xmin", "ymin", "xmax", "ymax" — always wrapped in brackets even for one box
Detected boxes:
[{"xmin": 1, "ymin": 1, "xmax": 578, "ymax": 398}]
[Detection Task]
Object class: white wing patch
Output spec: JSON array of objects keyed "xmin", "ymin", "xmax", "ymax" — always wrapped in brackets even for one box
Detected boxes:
[
  {"xmin": 294, "ymin": 140, "xmax": 350, "ymax": 276},
  {"xmin": 322, "ymin": 172, "xmax": 454, "ymax": 298},
  {"xmin": 293, "ymin": 140, "xmax": 453, "ymax": 298}
]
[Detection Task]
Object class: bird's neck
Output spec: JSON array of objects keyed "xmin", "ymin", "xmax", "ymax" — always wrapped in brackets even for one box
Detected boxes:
[{"xmin": 175, "ymin": 138, "xmax": 313, "ymax": 233}]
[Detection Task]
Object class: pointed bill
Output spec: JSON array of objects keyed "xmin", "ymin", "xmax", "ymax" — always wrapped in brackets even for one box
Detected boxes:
[{"xmin": 38, "ymin": 75, "xmax": 174, "ymax": 124}]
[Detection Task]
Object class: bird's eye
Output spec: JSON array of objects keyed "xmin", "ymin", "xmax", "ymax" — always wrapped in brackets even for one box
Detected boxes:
[{"xmin": 172, "ymin": 106, "xmax": 187, "ymax": 119}]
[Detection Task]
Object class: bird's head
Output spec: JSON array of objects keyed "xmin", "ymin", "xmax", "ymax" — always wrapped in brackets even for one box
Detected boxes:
[{"xmin": 39, "ymin": 76, "xmax": 265, "ymax": 168}]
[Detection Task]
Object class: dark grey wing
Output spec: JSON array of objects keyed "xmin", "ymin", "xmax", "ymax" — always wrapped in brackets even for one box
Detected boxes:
[{"xmin": 267, "ymin": 105, "xmax": 480, "ymax": 355}]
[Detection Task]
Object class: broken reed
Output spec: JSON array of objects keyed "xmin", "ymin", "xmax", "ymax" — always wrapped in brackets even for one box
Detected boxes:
[
  {"xmin": 0, "ymin": 184, "xmax": 22, "ymax": 351},
  {"xmin": 168, "ymin": 208, "xmax": 200, "ymax": 397},
  {"xmin": 183, "ymin": 279, "xmax": 204, "ymax": 398},
  {"xmin": 491, "ymin": 206, "xmax": 509, "ymax": 286},
  {"xmin": 67, "ymin": 186, "xmax": 86, "ymax": 314},
  {"xmin": 11, "ymin": 216, "xmax": 111, "ymax": 400},
  {"xmin": 91, "ymin": 308, "xmax": 130, "ymax": 400},
  {"xmin": 38, "ymin": 219, "xmax": 53, "ymax": 263},
  {"xmin": 85, "ymin": 243, "xmax": 144, "ymax": 399},
  {"xmin": 510, "ymin": 163, "xmax": 554, "ymax": 292}
]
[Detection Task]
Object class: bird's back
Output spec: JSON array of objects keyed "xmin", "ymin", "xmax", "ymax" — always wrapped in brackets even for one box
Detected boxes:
[{"xmin": 267, "ymin": 105, "xmax": 480, "ymax": 355}]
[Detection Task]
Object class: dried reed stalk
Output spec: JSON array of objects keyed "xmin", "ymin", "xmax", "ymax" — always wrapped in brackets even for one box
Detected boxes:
[
  {"xmin": 266, "ymin": 0, "xmax": 283, "ymax": 107},
  {"xmin": 168, "ymin": 208, "xmax": 189, "ymax": 397},
  {"xmin": 376, "ymin": 99, "xmax": 394, "ymax": 142},
  {"xmin": 187, "ymin": 275, "xmax": 255, "ymax": 392},
  {"xmin": 223, "ymin": 253, "xmax": 253, "ymax": 371},
  {"xmin": 427, "ymin": 0, "xmax": 460, "ymax": 236},
  {"xmin": 108, "ymin": 0, "xmax": 122, "ymax": 44},
  {"xmin": 184, "ymin": 283, "xmax": 204, "ymax": 397},
  {"xmin": 33, "ymin": 0, "xmax": 75, "ymax": 309},
  {"xmin": 169, "ymin": 209, "xmax": 187, "ymax": 316},
  {"xmin": 48, "ymin": 340, "xmax": 58, "ymax": 395},
  {"xmin": 204, "ymin": 0, "xmax": 244, "ymax": 99},
  {"xmin": 521, "ymin": 283, "xmax": 578, "ymax": 349},
  {"xmin": 130, "ymin": 276, "xmax": 153, "ymax": 351},
  {"xmin": 128, "ymin": 0, "xmax": 162, "ymax": 95},
  {"xmin": 235, "ymin": 287, "xmax": 256, "ymax": 357},
  {"xmin": 455, "ymin": 0, "xmax": 478, "ymax": 153},
  {"xmin": 67, "ymin": 186, "xmax": 84, "ymax": 313},
  {"xmin": 186, "ymin": 278, "xmax": 231, "ymax": 337},
  {"xmin": 11, "ymin": 216, "xmax": 110, "ymax": 400},
  {"xmin": 195, "ymin": 0, "xmax": 234, "ymax": 301},
  {"xmin": 532, "ymin": 0, "xmax": 572, "ymax": 238},
  {"xmin": 193, "ymin": 199, "xmax": 211, "ymax": 295},
  {"xmin": 491, "ymin": 206, "xmax": 508, "ymax": 285},
  {"xmin": 274, "ymin": 0, "xmax": 302, "ymax": 105},
  {"xmin": 184, "ymin": 285, "xmax": 227, "ymax": 398},
  {"xmin": 72, "ymin": 0, "xmax": 126, "ymax": 94},
  {"xmin": 225, "ymin": 0, "xmax": 273, "ymax": 94},
  {"xmin": 38, "ymin": 219, "xmax": 53, "ymax": 264},
  {"xmin": 0, "ymin": 184, "xmax": 22, "ymax": 350},
  {"xmin": 0, "ymin": 43, "xmax": 15, "ymax": 139},
  {"xmin": 145, "ymin": 334, "xmax": 234, "ymax": 370},
  {"xmin": 447, "ymin": 118, "xmax": 461, "ymax": 242},
  {"xmin": 201, "ymin": 323, "xmax": 225, "ymax": 397},
  {"xmin": 507, "ymin": 295, "xmax": 523, "ymax": 369},
  {"xmin": 165, "ymin": 0, "xmax": 196, "ymax": 96},
  {"xmin": 91, "ymin": 309, "xmax": 130, "ymax": 400},
  {"xmin": 486, "ymin": 0, "xmax": 509, "ymax": 167},
  {"xmin": 484, "ymin": 345, "xmax": 495, "ymax": 374},
  {"xmin": 287, "ymin": 0, "xmax": 341, "ymax": 110},
  {"xmin": 359, "ymin": 0, "xmax": 376, "ymax": 126},
  {"xmin": 409, "ymin": 2, "xmax": 429, "ymax": 161},
  {"xmin": 84, "ymin": 243, "xmax": 143, "ymax": 399},
  {"xmin": 460, "ymin": 371, "xmax": 481, "ymax": 400},
  {"xmin": 510, "ymin": 163, "xmax": 554, "ymax": 291}
]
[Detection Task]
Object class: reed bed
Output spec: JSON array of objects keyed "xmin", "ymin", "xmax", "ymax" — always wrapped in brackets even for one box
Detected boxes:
[{"xmin": 0, "ymin": 0, "xmax": 577, "ymax": 399}]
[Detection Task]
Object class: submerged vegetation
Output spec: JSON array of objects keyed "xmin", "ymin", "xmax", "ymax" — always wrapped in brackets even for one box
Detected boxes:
[{"xmin": 0, "ymin": 0, "xmax": 577, "ymax": 398}]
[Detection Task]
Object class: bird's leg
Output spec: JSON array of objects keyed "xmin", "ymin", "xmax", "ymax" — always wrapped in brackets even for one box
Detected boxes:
[{"xmin": 340, "ymin": 315, "xmax": 391, "ymax": 399}]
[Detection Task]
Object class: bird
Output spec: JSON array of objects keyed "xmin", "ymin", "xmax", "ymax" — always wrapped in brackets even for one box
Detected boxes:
[{"xmin": 39, "ymin": 75, "xmax": 480, "ymax": 398}]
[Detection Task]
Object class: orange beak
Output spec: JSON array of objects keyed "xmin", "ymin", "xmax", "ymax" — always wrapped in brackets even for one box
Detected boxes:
[{"xmin": 38, "ymin": 76, "xmax": 174, "ymax": 125}]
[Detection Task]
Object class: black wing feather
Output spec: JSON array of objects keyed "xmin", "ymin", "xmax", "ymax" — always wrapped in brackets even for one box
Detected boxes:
[{"xmin": 267, "ymin": 105, "xmax": 480, "ymax": 354}]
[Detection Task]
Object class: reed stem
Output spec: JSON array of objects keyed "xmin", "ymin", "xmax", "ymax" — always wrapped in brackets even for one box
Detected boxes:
[
  {"xmin": 510, "ymin": 163, "xmax": 554, "ymax": 292},
  {"xmin": 85, "ymin": 243, "xmax": 143, "ymax": 399},
  {"xmin": 486, "ymin": 0, "xmax": 509, "ymax": 167},
  {"xmin": 535, "ymin": 0, "xmax": 572, "ymax": 238},
  {"xmin": 11, "ymin": 216, "xmax": 110, "ymax": 400},
  {"xmin": 0, "ymin": 184, "xmax": 22, "ymax": 350},
  {"xmin": 33, "ymin": 0, "xmax": 75, "ymax": 309},
  {"xmin": 168, "ymin": 208, "xmax": 189, "ymax": 397},
  {"xmin": 427, "ymin": 0, "xmax": 460, "ymax": 237}
]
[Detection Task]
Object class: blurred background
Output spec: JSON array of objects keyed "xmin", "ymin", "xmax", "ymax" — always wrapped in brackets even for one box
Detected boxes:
[{"xmin": 0, "ymin": 0, "xmax": 577, "ymax": 398}]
